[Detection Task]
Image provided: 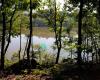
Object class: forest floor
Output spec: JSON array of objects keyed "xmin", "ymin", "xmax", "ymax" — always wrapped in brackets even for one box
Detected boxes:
[
  {"xmin": 1, "ymin": 63, "xmax": 100, "ymax": 80},
  {"xmin": 0, "ymin": 70, "xmax": 100, "ymax": 80},
  {"xmin": 0, "ymin": 74, "xmax": 52, "ymax": 80}
]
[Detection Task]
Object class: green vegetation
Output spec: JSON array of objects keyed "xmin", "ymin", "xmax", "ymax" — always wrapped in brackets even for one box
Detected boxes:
[
  {"xmin": 0, "ymin": 0, "xmax": 100, "ymax": 80},
  {"xmin": 21, "ymin": 27, "xmax": 55, "ymax": 37}
]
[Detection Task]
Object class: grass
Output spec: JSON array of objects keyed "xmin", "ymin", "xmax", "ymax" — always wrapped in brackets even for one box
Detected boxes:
[
  {"xmin": 21, "ymin": 27, "xmax": 77, "ymax": 38},
  {"xmin": 21, "ymin": 27, "xmax": 55, "ymax": 37}
]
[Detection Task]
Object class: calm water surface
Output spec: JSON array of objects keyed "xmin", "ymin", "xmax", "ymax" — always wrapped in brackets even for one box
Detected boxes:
[{"xmin": 5, "ymin": 34, "xmax": 70, "ymax": 59}]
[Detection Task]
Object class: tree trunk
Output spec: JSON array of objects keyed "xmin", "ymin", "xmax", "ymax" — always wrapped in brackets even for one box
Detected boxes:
[
  {"xmin": 19, "ymin": 19, "xmax": 22, "ymax": 62},
  {"xmin": 55, "ymin": 22, "xmax": 62, "ymax": 64},
  {"xmin": 23, "ymin": 37, "xmax": 28, "ymax": 59},
  {"xmin": 27, "ymin": 0, "xmax": 32, "ymax": 73},
  {"xmin": 77, "ymin": 0, "xmax": 83, "ymax": 65},
  {"xmin": 97, "ymin": 0, "xmax": 100, "ymax": 23},
  {"xmin": 53, "ymin": 0, "xmax": 58, "ymax": 49},
  {"xmin": 1, "ymin": 0, "xmax": 6, "ymax": 71},
  {"xmin": 5, "ymin": 6, "xmax": 16, "ymax": 54},
  {"xmin": 53, "ymin": 0, "xmax": 58, "ymax": 64},
  {"xmin": 71, "ymin": 49, "xmax": 73, "ymax": 59},
  {"xmin": 56, "ymin": 47, "xmax": 61, "ymax": 64}
]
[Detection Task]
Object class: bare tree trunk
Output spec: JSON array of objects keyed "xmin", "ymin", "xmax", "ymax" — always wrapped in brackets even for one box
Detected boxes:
[
  {"xmin": 23, "ymin": 37, "xmax": 28, "ymax": 59},
  {"xmin": 1, "ymin": 0, "xmax": 6, "ymax": 71},
  {"xmin": 18, "ymin": 18, "xmax": 22, "ymax": 71},
  {"xmin": 56, "ymin": 47, "xmax": 61, "ymax": 64},
  {"xmin": 27, "ymin": 0, "xmax": 32, "ymax": 73},
  {"xmin": 77, "ymin": 0, "xmax": 83, "ymax": 65},
  {"xmin": 86, "ymin": 35, "xmax": 89, "ymax": 62},
  {"xmin": 55, "ymin": 22, "xmax": 62, "ymax": 64},
  {"xmin": 71, "ymin": 49, "xmax": 73, "ymax": 59},
  {"xmin": 19, "ymin": 19, "xmax": 22, "ymax": 62}
]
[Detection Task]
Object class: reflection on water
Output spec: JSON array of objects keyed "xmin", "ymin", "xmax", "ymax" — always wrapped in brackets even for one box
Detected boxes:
[{"xmin": 5, "ymin": 34, "xmax": 70, "ymax": 59}]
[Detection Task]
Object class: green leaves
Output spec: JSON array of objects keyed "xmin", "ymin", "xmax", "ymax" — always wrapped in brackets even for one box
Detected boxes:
[
  {"xmin": 32, "ymin": 0, "xmax": 40, "ymax": 9},
  {"xmin": 18, "ymin": 0, "xmax": 40, "ymax": 10}
]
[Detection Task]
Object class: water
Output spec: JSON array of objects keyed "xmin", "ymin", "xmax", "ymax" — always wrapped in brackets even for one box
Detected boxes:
[{"xmin": 5, "ymin": 34, "xmax": 70, "ymax": 59}]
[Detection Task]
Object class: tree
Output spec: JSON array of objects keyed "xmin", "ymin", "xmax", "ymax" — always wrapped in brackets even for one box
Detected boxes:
[
  {"xmin": 37, "ymin": 0, "xmax": 67, "ymax": 64},
  {"xmin": 1, "ymin": 0, "xmax": 6, "ymax": 70},
  {"xmin": 55, "ymin": 2, "xmax": 67, "ymax": 64},
  {"xmin": 77, "ymin": 0, "xmax": 83, "ymax": 65},
  {"xmin": 5, "ymin": 5, "xmax": 17, "ymax": 54},
  {"xmin": 0, "ymin": 0, "xmax": 19, "ymax": 70},
  {"xmin": 25, "ymin": 0, "xmax": 40, "ymax": 73},
  {"xmin": 26, "ymin": 0, "xmax": 33, "ymax": 73}
]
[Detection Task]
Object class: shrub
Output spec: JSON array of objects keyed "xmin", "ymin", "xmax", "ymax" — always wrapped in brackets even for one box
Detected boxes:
[{"xmin": 31, "ymin": 69, "xmax": 49, "ymax": 75}]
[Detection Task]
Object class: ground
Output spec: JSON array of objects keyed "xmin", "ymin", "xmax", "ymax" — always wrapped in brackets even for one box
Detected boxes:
[{"xmin": 1, "ymin": 63, "xmax": 100, "ymax": 80}]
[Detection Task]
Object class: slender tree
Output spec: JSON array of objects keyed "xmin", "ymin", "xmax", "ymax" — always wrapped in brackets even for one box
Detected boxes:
[
  {"xmin": 18, "ymin": 14, "xmax": 22, "ymax": 63},
  {"xmin": 1, "ymin": 0, "xmax": 6, "ymax": 71},
  {"xmin": 77, "ymin": 0, "xmax": 83, "ymax": 65},
  {"xmin": 38, "ymin": 0, "xmax": 66, "ymax": 64},
  {"xmin": 5, "ymin": 5, "xmax": 17, "ymax": 54},
  {"xmin": 55, "ymin": 12, "xmax": 66, "ymax": 64},
  {"xmin": 26, "ymin": 0, "xmax": 32, "ymax": 73}
]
